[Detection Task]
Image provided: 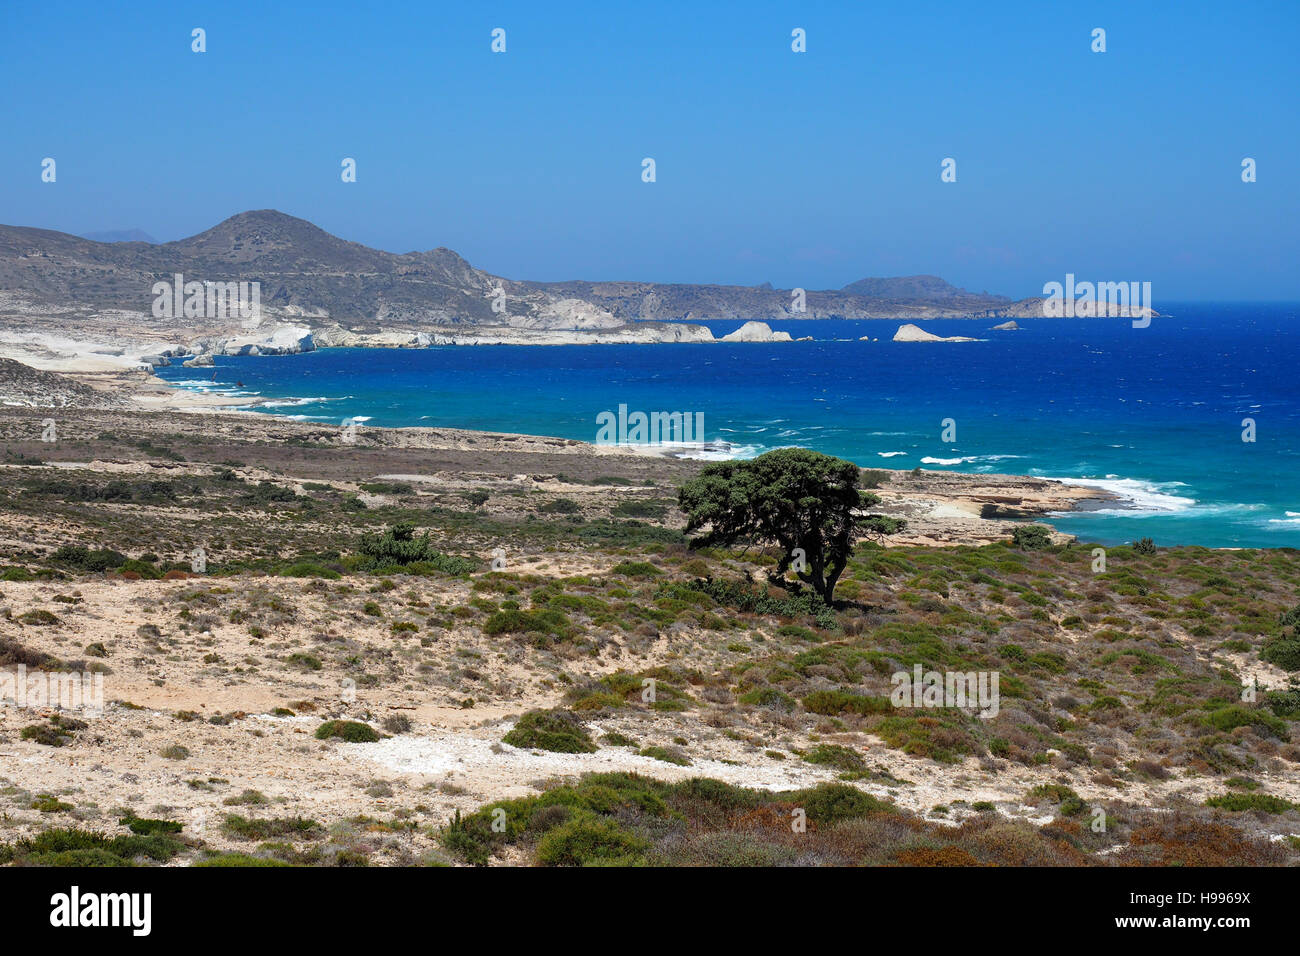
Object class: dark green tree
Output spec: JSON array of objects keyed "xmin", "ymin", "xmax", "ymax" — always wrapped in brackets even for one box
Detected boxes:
[{"xmin": 677, "ymin": 448, "xmax": 903, "ymax": 602}]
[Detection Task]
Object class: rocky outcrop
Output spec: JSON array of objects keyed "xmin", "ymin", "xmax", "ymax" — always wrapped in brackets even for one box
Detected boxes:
[
  {"xmin": 719, "ymin": 321, "xmax": 793, "ymax": 343},
  {"xmin": 0, "ymin": 357, "xmax": 134, "ymax": 409},
  {"xmin": 991, "ymin": 320, "xmax": 1020, "ymax": 330},
  {"xmin": 312, "ymin": 325, "xmax": 431, "ymax": 349},
  {"xmin": 997, "ymin": 297, "xmax": 1160, "ymax": 320},
  {"xmin": 194, "ymin": 325, "xmax": 315, "ymax": 356},
  {"xmin": 892, "ymin": 323, "xmax": 980, "ymax": 343}
]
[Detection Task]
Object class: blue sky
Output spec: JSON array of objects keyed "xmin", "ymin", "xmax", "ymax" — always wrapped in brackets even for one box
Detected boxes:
[{"xmin": 2, "ymin": 0, "xmax": 1296, "ymax": 298}]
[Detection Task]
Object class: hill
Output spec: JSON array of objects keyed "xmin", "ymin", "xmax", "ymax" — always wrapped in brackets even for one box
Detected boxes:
[{"xmin": 0, "ymin": 211, "xmax": 1015, "ymax": 340}]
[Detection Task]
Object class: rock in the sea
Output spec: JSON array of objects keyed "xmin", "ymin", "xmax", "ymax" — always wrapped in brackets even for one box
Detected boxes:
[
  {"xmin": 991, "ymin": 320, "xmax": 1020, "ymax": 331},
  {"xmin": 892, "ymin": 323, "xmax": 979, "ymax": 343},
  {"xmin": 182, "ymin": 353, "xmax": 214, "ymax": 367},
  {"xmin": 719, "ymin": 321, "xmax": 793, "ymax": 343}
]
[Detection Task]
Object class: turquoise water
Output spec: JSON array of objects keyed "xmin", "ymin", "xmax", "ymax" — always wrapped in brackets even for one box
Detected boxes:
[{"xmin": 157, "ymin": 303, "xmax": 1300, "ymax": 548}]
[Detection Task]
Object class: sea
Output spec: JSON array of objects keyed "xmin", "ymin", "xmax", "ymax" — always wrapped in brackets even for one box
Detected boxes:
[{"xmin": 155, "ymin": 302, "xmax": 1300, "ymax": 549}]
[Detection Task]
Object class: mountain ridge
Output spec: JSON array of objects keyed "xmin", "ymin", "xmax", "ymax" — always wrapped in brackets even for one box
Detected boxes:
[{"xmin": 0, "ymin": 210, "xmax": 1018, "ymax": 335}]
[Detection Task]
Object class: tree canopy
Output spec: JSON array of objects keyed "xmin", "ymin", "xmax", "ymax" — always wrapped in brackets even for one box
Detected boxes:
[{"xmin": 677, "ymin": 448, "xmax": 904, "ymax": 602}]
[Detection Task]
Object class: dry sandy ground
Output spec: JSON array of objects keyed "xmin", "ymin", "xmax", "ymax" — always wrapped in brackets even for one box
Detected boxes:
[{"xmin": 4, "ymin": 563, "xmax": 1298, "ymax": 865}]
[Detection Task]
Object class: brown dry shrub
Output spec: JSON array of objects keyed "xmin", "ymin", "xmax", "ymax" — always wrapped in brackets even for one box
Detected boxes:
[
  {"xmin": 894, "ymin": 845, "xmax": 985, "ymax": 866},
  {"xmin": 811, "ymin": 816, "xmax": 926, "ymax": 865},
  {"xmin": 0, "ymin": 635, "xmax": 58, "ymax": 670},
  {"xmin": 1116, "ymin": 815, "xmax": 1289, "ymax": 867},
  {"xmin": 955, "ymin": 818, "xmax": 1094, "ymax": 866}
]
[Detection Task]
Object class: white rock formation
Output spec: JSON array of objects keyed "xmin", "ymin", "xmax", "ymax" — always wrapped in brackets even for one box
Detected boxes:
[
  {"xmin": 892, "ymin": 323, "xmax": 979, "ymax": 343},
  {"xmin": 216, "ymin": 324, "xmax": 315, "ymax": 355},
  {"xmin": 719, "ymin": 321, "xmax": 793, "ymax": 343}
]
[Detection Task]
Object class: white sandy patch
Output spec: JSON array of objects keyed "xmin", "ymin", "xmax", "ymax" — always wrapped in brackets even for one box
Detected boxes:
[{"xmin": 350, "ymin": 722, "xmax": 841, "ymax": 797}]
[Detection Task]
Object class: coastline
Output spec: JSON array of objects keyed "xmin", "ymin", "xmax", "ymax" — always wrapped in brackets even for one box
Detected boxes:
[{"xmin": 0, "ymin": 360, "xmax": 1120, "ymax": 547}]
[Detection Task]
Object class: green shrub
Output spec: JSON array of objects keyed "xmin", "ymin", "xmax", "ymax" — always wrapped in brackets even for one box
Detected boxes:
[
  {"xmin": 222, "ymin": 814, "xmax": 324, "ymax": 840},
  {"xmin": 18, "ymin": 609, "xmax": 59, "ymax": 626},
  {"xmin": 1261, "ymin": 638, "xmax": 1300, "ymax": 671},
  {"xmin": 120, "ymin": 814, "xmax": 183, "ymax": 835},
  {"xmin": 738, "ymin": 687, "xmax": 795, "ymax": 711},
  {"xmin": 194, "ymin": 853, "xmax": 293, "ymax": 867},
  {"xmin": 534, "ymin": 814, "xmax": 649, "ymax": 866},
  {"xmin": 120, "ymin": 558, "xmax": 162, "ymax": 579},
  {"xmin": 1205, "ymin": 705, "xmax": 1289, "ymax": 740},
  {"xmin": 612, "ymin": 501, "xmax": 667, "ymax": 519},
  {"xmin": 610, "ymin": 561, "xmax": 662, "ymax": 578},
  {"xmin": 9, "ymin": 827, "xmax": 184, "ymax": 866},
  {"xmin": 802, "ymin": 689, "xmax": 892, "ymax": 716},
  {"xmin": 1028, "ymin": 784, "xmax": 1088, "ymax": 817},
  {"xmin": 1010, "ymin": 525, "xmax": 1052, "ymax": 551},
  {"xmin": 503, "ymin": 709, "xmax": 596, "ymax": 753},
  {"xmin": 355, "ymin": 522, "xmax": 477, "ymax": 575},
  {"xmin": 859, "ymin": 469, "xmax": 891, "ymax": 489},
  {"xmin": 802, "ymin": 744, "xmax": 866, "ymax": 772},
  {"xmin": 279, "ymin": 561, "xmax": 341, "ymax": 579},
  {"xmin": 314, "ymin": 720, "xmax": 380, "ymax": 743},
  {"xmin": 1264, "ymin": 689, "xmax": 1300, "ymax": 719},
  {"xmin": 1205, "ymin": 793, "xmax": 1298, "ymax": 813},
  {"xmin": 50, "ymin": 545, "xmax": 127, "ymax": 572},
  {"xmin": 788, "ymin": 783, "xmax": 895, "ymax": 824},
  {"xmin": 638, "ymin": 745, "xmax": 691, "ymax": 766},
  {"xmin": 483, "ymin": 608, "xmax": 573, "ymax": 642}
]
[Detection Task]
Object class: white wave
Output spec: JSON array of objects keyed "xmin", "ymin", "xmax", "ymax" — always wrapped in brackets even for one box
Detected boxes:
[
  {"xmin": 1042, "ymin": 476, "xmax": 1197, "ymax": 514},
  {"xmin": 257, "ymin": 396, "xmax": 335, "ymax": 408},
  {"xmin": 878, "ymin": 451, "xmax": 907, "ymax": 458},
  {"xmin": 672, "ymin": 442, "xmax": 764, "ymax": 461},
  {"xmin": 920, "ymin": 454, "xmax": 1025, "ymax": 466}
]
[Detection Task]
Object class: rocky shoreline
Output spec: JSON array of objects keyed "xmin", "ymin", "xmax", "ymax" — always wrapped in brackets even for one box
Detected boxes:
[{"xmin": 0, "ymin": 360, "xmax": 1118, "ymax": 548}]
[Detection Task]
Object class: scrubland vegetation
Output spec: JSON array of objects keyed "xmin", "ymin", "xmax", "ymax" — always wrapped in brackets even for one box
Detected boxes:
[{"xmin": 0, "ymin": 412, "xmax": 1297, "ymax": 866}]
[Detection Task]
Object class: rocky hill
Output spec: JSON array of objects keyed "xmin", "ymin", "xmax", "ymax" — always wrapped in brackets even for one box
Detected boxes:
[
  {"xmin": 0, "ymin": 211, "xmax": 1015, "ymax": 341},
  {"xmin": 0, "ymin": 357, "xmax": 133, "ymax": 409}
]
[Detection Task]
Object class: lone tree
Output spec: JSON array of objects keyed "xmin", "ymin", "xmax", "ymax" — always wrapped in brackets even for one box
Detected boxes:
[{"xmin": 677, "ymin": 448, "xmax": 903, "ymax": 603}]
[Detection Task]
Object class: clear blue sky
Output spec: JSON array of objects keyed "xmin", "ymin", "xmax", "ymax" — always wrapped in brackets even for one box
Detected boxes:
[{"xmin": 2, "ymin": 0, "xmax": 1296, "ymax": 298}]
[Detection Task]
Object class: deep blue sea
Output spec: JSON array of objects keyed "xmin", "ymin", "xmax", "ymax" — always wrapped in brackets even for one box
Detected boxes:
[{"xmin": 156, "ymin": 302, "xmax": 1300, "ymax": 549}]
